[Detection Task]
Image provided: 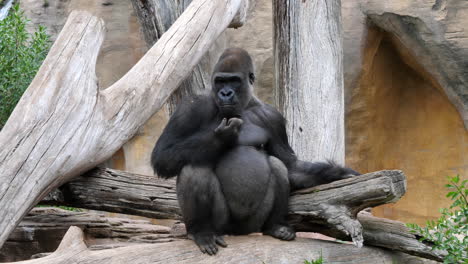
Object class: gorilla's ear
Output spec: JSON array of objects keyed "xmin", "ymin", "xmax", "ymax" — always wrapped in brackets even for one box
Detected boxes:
[{"xmin": 249, "ymin": 72, "xmax": 255, "ymax": 85}]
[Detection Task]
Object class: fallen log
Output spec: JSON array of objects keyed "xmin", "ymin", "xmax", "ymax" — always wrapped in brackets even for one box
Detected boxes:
[
  {"xmin": 0, "ymin": 207, "xmax": 182, "ymax": 262},
  {"xmin": 8, "ymin": 226, "xmax": 439, "ymax": 264},
  {"xmin": 0, "ymin": 0, "xmax": 248, "ymax": 247},
  {"xmin": 39, "ymin": 168, "xmax": 444, "ymax": 261}
]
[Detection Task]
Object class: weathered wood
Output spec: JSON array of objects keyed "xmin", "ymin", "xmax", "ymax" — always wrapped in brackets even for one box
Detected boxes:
[
  {"xmin": 0, "ymin": 207, "xmax": 182, "ymax": 262},
  {"xmin": 358, "ymin": 211, "xmax": 445, "ymax": 261},
  {"xmin": 9, "ymin": 226, "xmax": 439, "ymax": 264},
  {"xmin": 44, "ymin": 168, "xmax": 180, "ymax": 220},
  {"xmin": 273, "ymin": 0, "xmax": 345, "ymax": 163},
  {"xmin": 0, "ymin": 0, "xmax": 246, "ymax": 248},
  {"xmin": 38, "ymin": 168, "xmax": 443, "ymax": 261},
  {"xmin": 288, "ymin": 170, "xmax": 406, "ymax": 247}
]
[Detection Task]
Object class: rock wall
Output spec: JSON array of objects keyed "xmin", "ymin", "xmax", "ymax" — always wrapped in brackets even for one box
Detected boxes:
[
  {"xmin": 346, "ymin": 27, "xmax": 468, "ymax": 223},
  {"xmin": 19, "ymin": 0, "xmax": 468, "ymax": 225},
  {"xmin": 343, "ymin": 0, "xmax": 468, "ymax": 224}
]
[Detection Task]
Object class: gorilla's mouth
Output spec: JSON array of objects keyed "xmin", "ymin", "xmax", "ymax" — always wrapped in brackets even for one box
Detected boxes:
[
  {"xmin": 220, "ymin": 103, "xmax": 236, "ymax": 107},
  {"xmin": 219, "ymin": 104, "xmax": 240, "ymax": 118}
]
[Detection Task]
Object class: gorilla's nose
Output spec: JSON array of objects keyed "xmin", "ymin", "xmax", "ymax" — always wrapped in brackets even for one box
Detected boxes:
[{"xmin": 218, "ymin": 88, "xmax": 234, "ymax": 103}]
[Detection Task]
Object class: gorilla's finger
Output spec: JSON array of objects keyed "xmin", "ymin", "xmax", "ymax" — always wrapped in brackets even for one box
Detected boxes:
[
  {"xmin": 198, "ymin": 244, "xmax": 207, "ymax": 254},
  {"xmin": 215, "ymin": 118, "xmax": 228, "ymax": 133},
  {"xmin": 206, "ymin": 244, "xmax": 216, "ymax": 255},
  {"xmin": 285, "ymin": 233, "xmax": 295, "ymax": 240},
  {"xmin": 211, "ymin": 244, "xmax": 218, "ymax": 254},
  {"xmin": 215, "ymin": 236, "xmax": 228, "ymax": 247},
  {"xmin": 228, "ymin": 117, "xmax": 243, "ymax": 127}
]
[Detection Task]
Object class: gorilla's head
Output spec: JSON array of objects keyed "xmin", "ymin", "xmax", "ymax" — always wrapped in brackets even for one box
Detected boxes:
[{"xmin": 212, "ymin": 48, "xmax": 255, "ymax": 118}]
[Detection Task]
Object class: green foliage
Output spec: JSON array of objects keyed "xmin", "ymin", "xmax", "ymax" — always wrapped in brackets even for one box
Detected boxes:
[
  {"xmin": 304, "ymin": 251, "xmax": 324, "ymax": 264},
  {"xmin": 36, "ymin": 205, "xmax": 82, "ymax": 212},
  {"xmin": 406, "ymin": 175, "xmax": 468, "ymax": 264},
  {"xmin": 0, "ymin": 4, "xmax": 50, "ymax": 129}
]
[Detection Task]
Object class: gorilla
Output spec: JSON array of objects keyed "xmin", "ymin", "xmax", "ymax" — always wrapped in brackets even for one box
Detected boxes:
[{"xmin": 151, "ymin": 48, "xmax": 358, "ymax": 255}]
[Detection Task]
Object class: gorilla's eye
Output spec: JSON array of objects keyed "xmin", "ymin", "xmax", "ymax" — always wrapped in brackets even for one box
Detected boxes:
[
  {"xmin": 231, "ymin": 79, "xmax": 241, "ymax": 87},
  {"xmin": 215, "ymin": 76, "xmax": 242, "ymax": 90}
]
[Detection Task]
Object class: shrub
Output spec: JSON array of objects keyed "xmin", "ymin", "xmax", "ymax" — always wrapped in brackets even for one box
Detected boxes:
[
  {"xmin": 406, "ymin": 175, "xmax": 468, "ymax": 264},
  {"xmin": 0, "ymin": 4, "xmax": 50, "ymax": 129}
]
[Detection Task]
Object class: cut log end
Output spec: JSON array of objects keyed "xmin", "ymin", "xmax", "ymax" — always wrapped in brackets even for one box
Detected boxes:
[{"xmin": 54, "ymin": 226, "xmax": 87, "ymax": 254}]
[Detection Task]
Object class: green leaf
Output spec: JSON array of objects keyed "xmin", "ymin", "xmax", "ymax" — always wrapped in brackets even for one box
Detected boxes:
[
  {"xmin": 0, "ymin": 3, "xmax": 50, "ymax": 128},
  {"xmin": 446, "ymin": 191, "xmax": 458, "ymax": 199}
]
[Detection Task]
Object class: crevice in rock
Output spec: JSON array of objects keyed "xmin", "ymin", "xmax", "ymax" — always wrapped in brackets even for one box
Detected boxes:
[{"xmin": 346, "ymin": 20, "xmax": 468, "ymax": 225}]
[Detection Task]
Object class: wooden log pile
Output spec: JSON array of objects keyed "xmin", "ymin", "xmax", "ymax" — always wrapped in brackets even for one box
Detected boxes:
[
  {"xmin": 35, "ymin": 168, "xmax": 444, "ymax": 262},
  {"xmin": 0, "ymin": 207, "xmax": 184, "ymax": 262},
  {"xmin": 5, "ymin": 225, "xmax": 439, "ymax": 264}
]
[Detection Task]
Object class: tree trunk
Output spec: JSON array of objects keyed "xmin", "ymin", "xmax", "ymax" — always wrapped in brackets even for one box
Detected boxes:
[
  {"xmin": 0, "ymin": 0, "xmax": 246, "ymax": 248},
  {"xmin": 273, "ymin": 0, "xmax": 345, "ymax": 163},
  {"xmin": 129, "ymin": 0, "xmax": 227, "ymax": 114}
]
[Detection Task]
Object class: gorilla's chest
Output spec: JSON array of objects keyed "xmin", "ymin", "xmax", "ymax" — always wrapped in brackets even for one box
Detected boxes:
[{"xmin": 237, "ymin": 117, "xmax": 269, "ymax": 148}]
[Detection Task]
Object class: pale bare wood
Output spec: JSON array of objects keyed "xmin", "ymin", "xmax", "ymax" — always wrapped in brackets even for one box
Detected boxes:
[
  {"xmin": 273, "ymin": 0, "xmax": 345, "ymax": 163},
  {"xmin": 0, "ymin": 0, "xmax": 246, "ymax": 247},
  {"xmin": 10, "ymin": 226, "xmax": 439, "ymax": 264}
]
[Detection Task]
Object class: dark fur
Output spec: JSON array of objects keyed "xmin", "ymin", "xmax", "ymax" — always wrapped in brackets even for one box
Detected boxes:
[{"xmin": 151, "ymin": 48, "xmax": 359, "ymax": 255}]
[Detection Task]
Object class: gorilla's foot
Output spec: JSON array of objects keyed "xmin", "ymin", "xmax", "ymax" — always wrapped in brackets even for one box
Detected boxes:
[
  {"xmin": 263, "ymin": 225, "xmax": 296, "ymax": 241},
  {"xmin": 191, "ymin": 232, "xmax": 227, "ymax": 255}
]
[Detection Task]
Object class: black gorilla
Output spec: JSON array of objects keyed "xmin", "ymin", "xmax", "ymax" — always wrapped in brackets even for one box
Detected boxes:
[{"xmin": 151, "ymin": 48, "xmax": 358, "ymax": 255}]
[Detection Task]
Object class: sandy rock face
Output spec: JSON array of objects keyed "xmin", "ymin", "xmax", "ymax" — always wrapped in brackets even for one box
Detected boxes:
[
  {"xmin": 343, "ymin": 0, "xmax": 468, "ymax": 224},
  {"xmin": 21, "ymin": 0, "xmax": 147, "ymax": 90}
]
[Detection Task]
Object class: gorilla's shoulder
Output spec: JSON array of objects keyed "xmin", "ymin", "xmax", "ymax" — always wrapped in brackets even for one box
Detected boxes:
[
  {"xmin": 260, "ymin": 103, "xmax": 285, "ymax": 121},
  {"xmin": 171, "ymin": 95, "xmax": 217, "ymax": 123},
  {"xmin": 179, "ymin": 94, "xmax": 213, "ymax": 108},
  {"xmin": 249, "ymin": 101, "xmax": 286, "ymax": 127},
  {"xmin": 175, "ymin": 95, "xmax": 216, "ymax": 113}
]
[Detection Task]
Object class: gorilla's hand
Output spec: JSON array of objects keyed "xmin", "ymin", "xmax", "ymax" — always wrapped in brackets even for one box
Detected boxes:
[{"xmin": 215, "ymin": 117, "xmax": 243, "ymax": 141}]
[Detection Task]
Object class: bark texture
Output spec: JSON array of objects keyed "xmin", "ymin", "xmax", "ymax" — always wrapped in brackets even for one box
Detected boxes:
[
  {"xmin": 8, "ymin": 226, "xmax": 439, "ymax": 264},
  {"xmin": 273, "ymin": 0, "xmax": 345, "ymax": 163},
  {"xmin": 38, "ymin": 168, "xmax": 443, "ymax": 261},
  {"xmin": 0, "ymin": 0, "xmax": 244, "ymax": 248},
  {"xmin": 0, "ymin": 207, "xmax": 183, "ymax": 262}
]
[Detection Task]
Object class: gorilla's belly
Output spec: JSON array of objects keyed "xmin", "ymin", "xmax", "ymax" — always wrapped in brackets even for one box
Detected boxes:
[{"xmin": 215, "ymin": 146, "xmax": 272, "ymax": 220}]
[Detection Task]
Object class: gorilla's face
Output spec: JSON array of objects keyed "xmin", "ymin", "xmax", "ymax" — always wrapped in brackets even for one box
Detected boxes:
[
  {"xmin": 212, "ymin": 72, "xmax": 249, "ymax": 118},
  {"xmin": 212, "ymin": 48, "xmax": 255, "ymax": 118}
]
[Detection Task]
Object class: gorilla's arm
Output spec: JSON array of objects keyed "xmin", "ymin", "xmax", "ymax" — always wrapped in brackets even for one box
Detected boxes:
[
  {"xmin": 151, "ymin": 96, "xmax": 236, "ymax": 178},
  {"xmin": 260, "ymin": 105, "xmax": 359, "ymax": 191}
]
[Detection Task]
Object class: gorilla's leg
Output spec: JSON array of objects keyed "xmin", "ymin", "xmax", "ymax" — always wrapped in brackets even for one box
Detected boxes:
[
  {"xmin": 262, "ymin": 156, "xmax": 296, "ymax": 241},
  {"xmin": 177, "ymin": 165, "xmax": 229, "ymax": 255}
]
